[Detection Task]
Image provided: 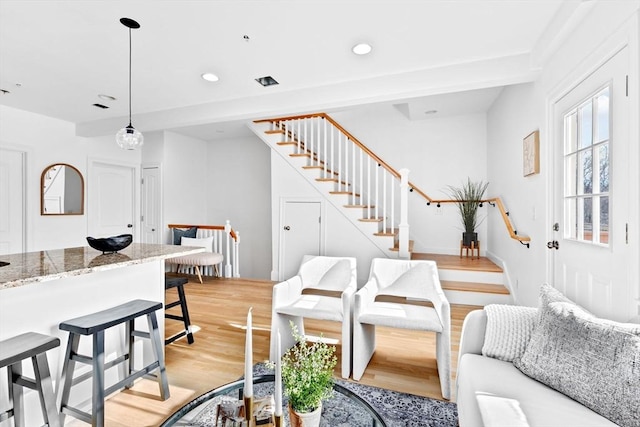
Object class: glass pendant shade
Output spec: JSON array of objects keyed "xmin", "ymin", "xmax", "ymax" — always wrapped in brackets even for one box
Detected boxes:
[{"xmin": 116, "ymin": 124, "xmax": 144, "ymax": 150}]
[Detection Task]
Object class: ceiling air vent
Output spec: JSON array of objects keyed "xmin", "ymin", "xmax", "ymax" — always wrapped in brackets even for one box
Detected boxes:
[
  {"xmin": 92, "ymin": 103, "xmax": 109, "ymax": 109},
  {"xmin": 255, "ymin": 76, "xmax": 279, "ymax": 87}
]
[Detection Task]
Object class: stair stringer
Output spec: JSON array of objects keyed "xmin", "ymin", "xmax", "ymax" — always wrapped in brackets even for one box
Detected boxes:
[{"xmin": 249, "ymin": 120, "xmax": 402, "ymax": 259}]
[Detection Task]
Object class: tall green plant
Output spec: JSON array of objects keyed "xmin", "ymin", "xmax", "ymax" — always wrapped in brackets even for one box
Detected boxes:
[{"xmin": 446, "ymin": 178, "xmax": 489, "ymax": 234}]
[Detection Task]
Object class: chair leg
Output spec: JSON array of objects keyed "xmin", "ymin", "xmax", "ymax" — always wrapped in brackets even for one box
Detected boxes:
[
  {"xmin": 32, "ymin": 353, "xmax": 61, "ymax": 427},
  {"xmin": 352, "ymin": 322, "xmax": 376, "ymax": 381},
  {"xmin": 92, "ymin": 330, "xmax": 106, "ymax": 427},
  {"xmin": 176, "ymin": 284, "xmax": 194, "ymax": 344},
  {"xmin": 195, "ymin": 266, "xmax": 203, "ymax": 284},
  {"xmin": 146, "ymin": 312, "xmax": 170, "ymax": 400},
  {"xmin": 9, "ymin": 363, "xmax": 25, "ymax": 427},
  {"xmin": 436, "ymin": 331, "xmax": 452, "ymax": 400},
  {"xmin": 125, "ymin": 319, "xmax": 135, "ymax": 388},
  {"xmin": 57, "ymin": 332, "xmax": 80, "ymax": 425}
]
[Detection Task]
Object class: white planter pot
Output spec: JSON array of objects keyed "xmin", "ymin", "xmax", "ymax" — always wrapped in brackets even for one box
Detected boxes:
[{"xmin": 288, "ymin": 402, "xmax": 322, "ymax": 427}]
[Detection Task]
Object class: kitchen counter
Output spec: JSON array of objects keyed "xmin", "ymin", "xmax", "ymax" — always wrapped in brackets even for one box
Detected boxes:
[
  {"xmin": 0, "ymin": 243, "xmax": 203, "ymax": 289},
  {"xmin": 0, "ymin": 243, "xmax": 204, "ymax": 423}
]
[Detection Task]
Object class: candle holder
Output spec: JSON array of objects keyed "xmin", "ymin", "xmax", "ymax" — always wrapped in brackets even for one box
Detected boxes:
[
  {"xmin": 273, "ymin": 414, "xmax": 283, "ymax": 427},
  {"xmin": 243, "ymin": 395, "xmax": 253, "ymax": 426}
]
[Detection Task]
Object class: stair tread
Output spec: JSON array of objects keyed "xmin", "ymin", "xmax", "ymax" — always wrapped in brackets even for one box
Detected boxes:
[
  {"xmin": 330, "ymin": 191, "xmax": 360, "ymax": 197},
  {"xmin": 412, "ymin": 252, "xmax": 503, "ymax": 273},
  {"xmin": 390, "ymin": 240, "xmax": 415, "ymax": 252},
  {"xmin": 316, "ymin": 178, "xmax": 350, "ymax": 185},
  {"xmin": 359, "ymin": 218, "xmax": 383, "ymax": 222},
  {"xmin": 265, "ymin": 129, "xmax": 285, "ymax": 134},
  {"xmin": 441, "ymin": 280, "xmax": 510, "ymax": 295},
  {"xmin": 345, "ymin": 204, "xmax": 374, "ymax": 208},
  {"xmin": 277, "ymin": 141, "xmax": 298, "ymax": 146},
  {"xmin": 290, "ymin": 153, "xmax": 311, "ymax": 158}
]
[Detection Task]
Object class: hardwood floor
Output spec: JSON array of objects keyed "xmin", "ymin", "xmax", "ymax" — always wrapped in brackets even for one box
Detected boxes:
[{"xmin": 88, "ymin": 276, "xmax": 480, "ymax": 426}]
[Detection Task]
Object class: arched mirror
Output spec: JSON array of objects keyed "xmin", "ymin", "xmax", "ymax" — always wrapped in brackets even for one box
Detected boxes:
[{"xmin": 41, "ymin": 163, "xmax": 84, "ymax": 215}]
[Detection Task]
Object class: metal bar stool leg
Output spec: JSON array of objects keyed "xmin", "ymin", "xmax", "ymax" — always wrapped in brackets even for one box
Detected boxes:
[{"xmin": 57, "ymin": 332, "xmax": 80, "ymax": 424}]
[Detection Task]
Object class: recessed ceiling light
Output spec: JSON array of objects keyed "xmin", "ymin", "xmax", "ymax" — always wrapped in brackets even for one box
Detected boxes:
[
  {"xmin": 98, "ymin": 94, "xmax": 116, "ymax": 101},
  {"xmin": 255, "ymin": 76, "xmax": 279, "ymax": 87},
  {"xmin": 201, "ymin": 73, "xmax": 219, "ymax": 82},
  {"xmin": 352, "ymin": 43, "xmax": 372, "ymax": 55},
  {"xmin": 424, "ymin": 110, "xmax": 438, "ymax": 115}
]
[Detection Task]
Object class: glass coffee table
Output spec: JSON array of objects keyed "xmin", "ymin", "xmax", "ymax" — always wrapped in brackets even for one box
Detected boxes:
[{"xmin": 161, "ymin": 374, "xmax": 386, "ymax": 426}]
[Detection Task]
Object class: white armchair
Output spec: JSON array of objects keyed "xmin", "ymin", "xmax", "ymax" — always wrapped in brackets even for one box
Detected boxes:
[
  {"xmin": 353, "ymin": 258, "xmax": 451, "ymax": 399},
  {"xmin": 270, "ymin": 255, "xmax": 357, "ymax": 379}
]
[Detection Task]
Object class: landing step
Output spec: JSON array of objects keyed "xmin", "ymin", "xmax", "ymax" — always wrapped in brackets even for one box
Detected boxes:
[
  {"xmin": 412, "ymin": 252, "xmax": 502, "ymax": 273},
  {"xmin": 441, "ymin": 281, "xmax": 509, "ymax": 295},
  {"xmin": 390, "ymin": 240, "xmax": 414, "ymax": 252}
]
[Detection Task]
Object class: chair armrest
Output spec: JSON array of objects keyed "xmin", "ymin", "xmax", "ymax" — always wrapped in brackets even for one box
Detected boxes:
[
  {"xmin": 354, "ymin": 279, "xmax": 378, "ymax": 314},
  {"xmin": 272, "ymin": 276, "xmax": 303, "ymax": 308},
  {"xmin": 458, "ymin": 309, "xmax": 487, "ymax": 361}
]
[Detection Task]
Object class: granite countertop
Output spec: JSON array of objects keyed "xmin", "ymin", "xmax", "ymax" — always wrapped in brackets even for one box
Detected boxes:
[{"xmin": 0, "ymin": 243, "xmax": 204, "ymax": 290}]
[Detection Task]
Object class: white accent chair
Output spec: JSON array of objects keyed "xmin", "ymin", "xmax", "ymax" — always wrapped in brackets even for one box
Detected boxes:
[
  {"xmin": 353, "ymin": 258, "xmax": 451, "ymax": 399},
  {"xmin": 270, "ymin": 255, "xmax": 357, "ymax": 379}
]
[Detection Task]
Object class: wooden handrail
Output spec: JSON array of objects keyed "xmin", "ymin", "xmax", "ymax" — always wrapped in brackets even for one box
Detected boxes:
[
  {"xmin": 256, "ymin": 113, "xmax": 529, "ymax": 245},
  {"xmin": 168, "ymin": 224, "xmax": 238, "ymax": 241}
]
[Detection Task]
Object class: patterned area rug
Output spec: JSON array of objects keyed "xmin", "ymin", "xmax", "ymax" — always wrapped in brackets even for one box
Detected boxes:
[{"xmin": 187, "ymin": 363, "xmax": 458, "ymax": 427}]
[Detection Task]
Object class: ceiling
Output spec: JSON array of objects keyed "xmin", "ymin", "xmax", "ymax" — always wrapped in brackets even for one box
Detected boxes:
[{"xmin": 0, "ymin": 1, "xmax": 577, "ymax": 140}]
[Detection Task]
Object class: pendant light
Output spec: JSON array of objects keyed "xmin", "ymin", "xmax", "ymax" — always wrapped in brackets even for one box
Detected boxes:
[{"xmin": 116, "ymin": 17, "xmax": 143, "ymax": 150}]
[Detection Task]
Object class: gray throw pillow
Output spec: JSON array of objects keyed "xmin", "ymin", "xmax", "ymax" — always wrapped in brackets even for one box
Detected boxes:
[
  {"xmin": 173, "ymin": 227, "xmax": 197, "ymax": 245},
  {"xmin": 514, "ymin": 298, "xmax": 640, "ymax": 426}
]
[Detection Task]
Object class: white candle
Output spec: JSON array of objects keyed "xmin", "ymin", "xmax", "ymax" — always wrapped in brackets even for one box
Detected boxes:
[
  {"xmin": 244, "ymin": 307, "xmax": 253, "ymax": 398},
  {"xmin": 274, "ymin": 330, "xmax": 283, "ymax": 416}
]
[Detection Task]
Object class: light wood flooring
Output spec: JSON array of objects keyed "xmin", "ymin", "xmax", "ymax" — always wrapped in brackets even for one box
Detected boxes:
[{"xmin": 81, "ymin": 276, "xmax": 480, "ymax": 426}]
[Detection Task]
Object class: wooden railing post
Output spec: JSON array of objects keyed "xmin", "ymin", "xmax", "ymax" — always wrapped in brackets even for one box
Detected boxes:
[{"xmin": 399, "ymin": 168, "xmax": 410, "ymax": 259}]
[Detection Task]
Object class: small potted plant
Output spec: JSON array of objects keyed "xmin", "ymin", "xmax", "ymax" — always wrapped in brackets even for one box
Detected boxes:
[
  {"xmin": 280, "ymin": 323, "xmax": 337, "ymax": 427},
  {"xmin": 446, "ymin": 178, "xmax": 489, "ymax": 246}
]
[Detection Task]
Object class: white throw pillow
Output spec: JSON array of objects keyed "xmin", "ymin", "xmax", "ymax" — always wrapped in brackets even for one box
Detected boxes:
[
  {"xmin": 312, "ymin": 259, "xmax": 352, "ymax": 292},
  {"xmin": 181, "ymin": 236, "xmax": 213, "ymax": 252},
  {"xmin": 482, "ymin": 304, "xmax": 537, "ymax": 362}
]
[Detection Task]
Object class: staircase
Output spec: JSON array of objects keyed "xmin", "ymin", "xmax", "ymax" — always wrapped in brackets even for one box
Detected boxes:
[{"xmin": 249, "ymin": 113, "xmax": 512, "ymax": 306}]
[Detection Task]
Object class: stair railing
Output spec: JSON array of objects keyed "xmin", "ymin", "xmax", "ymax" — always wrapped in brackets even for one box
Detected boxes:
[
  {"xmin": 258, "ymin": 113, "xmax": 411, "ymax": 256},
  {"xmin": 256, "ymin": 112, "xmax": 530, "ymax": 249}
]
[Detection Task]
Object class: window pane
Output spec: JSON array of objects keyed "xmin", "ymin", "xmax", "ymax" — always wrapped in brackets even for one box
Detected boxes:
[
  {"xmin": 599, "ymin": 143, "xmax": 609, "ymax": 192},
  {"xmin": 579, "ymin": 101, "xmax": 593, "ymax": 149},
  {"xmin": 580, "ymin": 149, "xmax": 593, "ymax": 194},
  {"xmin": 582, "ymin": 197, "xmax": 593, "ymax": 242},
  {"xmin": 565, "ymin": 112, "xmax": 577, "ymax": 154},
  {"xmin": 565, "ymin": 154, "xmax": 577, "ymax": 196},
  {"xmin": 565, "ymin": 198, "xmax": 577, "ymax": 239},
  {"xmin": 596, "ymin": 88, "xmax": 610, "ymax": 143},
  {"xmin": 600, "ymin": 195, "xmax": 609, "ymax": 244}
]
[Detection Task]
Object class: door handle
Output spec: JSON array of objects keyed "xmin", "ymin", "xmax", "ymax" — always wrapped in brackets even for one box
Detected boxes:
[
  {"xmin": 284, "ymin": 226, "xmax": 291, "ymax": 231},
  {"xmin": 127, "ymin": 224, "xmax": 133, "ymax": 228},
  {"xmin": 151, "ymin": 228, "xmax": 155, "ymax": 231},
  {"xmin": 546, "ymin": 240, "xmax": 559, "ymax": 250}
]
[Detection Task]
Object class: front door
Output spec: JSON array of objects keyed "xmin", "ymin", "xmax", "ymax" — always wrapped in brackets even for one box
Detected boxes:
[
  {"xmin": 280, "ymin": 200, "xmax": 322, "ymax": 280},
  {"xmin": 0, "ymin": 148, "xmax": 25, "ymax": 255},
  {"xmin": 88, "ymin": 161, "xmax": 136, "ymax": 239},
  {"xmin": 551, "ymin": 47, "xmax": 631, "ymax": 322}
]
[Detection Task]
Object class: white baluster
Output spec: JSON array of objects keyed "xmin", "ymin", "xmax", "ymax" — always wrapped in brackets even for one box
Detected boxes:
[
  {"xmin": 367, "ymin": 157, "xmax": 371, "ymax": 219},
  {"xmin": 390, "ymin": 173, "xmax": 395, "ymax": 234},
  {"xmin": 399, "ymin": 169, "xmax": 410, "ymax": 259},
  {"xmin": 323, "ymin": 118, "xmax": 327, "ymax": 179},
  {"xmin": 224, "ymin": 220, "xmax": 232, "ymax": 278},
  {"xmin": 351, "ymin": 139, "xmax": 356, "ymax": 205},
  {"xmin": 234, "ymin": 231, "xmax": 240, "ymax": 277},
  {"xmin": 330, "ymin": 124, "xmax": 335, "ymax": 184},
  {"xmin": 383, "ymin": 170, "xmax": 387, "ymax": 232},
  {"xmin": 359, "ymin": 148, "xmax": 363, "ymax": 209}
]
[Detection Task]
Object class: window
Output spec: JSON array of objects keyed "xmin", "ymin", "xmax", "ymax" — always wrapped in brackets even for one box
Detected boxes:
[{"xmin": 563, "ymin": 86, "xmax": 610, "ymax": 245}]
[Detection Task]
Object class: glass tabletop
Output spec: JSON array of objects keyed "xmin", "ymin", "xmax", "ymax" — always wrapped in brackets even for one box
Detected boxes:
[{"xmin": 161, "ymin": 374, "xmax": 387, "ymax": 427}]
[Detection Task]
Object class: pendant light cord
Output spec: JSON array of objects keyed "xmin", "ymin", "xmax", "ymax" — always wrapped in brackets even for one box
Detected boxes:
[{"xmin": 128, "ymin": 27, "xmax": 132, "ymax": 127}]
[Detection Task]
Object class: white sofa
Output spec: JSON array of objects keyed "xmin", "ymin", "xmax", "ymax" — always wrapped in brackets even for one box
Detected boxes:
[{"xmin": 456, "ymin": 308, "xmax": 620, "ymax": 427}]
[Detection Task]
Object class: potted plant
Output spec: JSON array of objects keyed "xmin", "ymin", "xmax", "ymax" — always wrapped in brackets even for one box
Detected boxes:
[
  {"xmin": 446, "ymin": 178, "xmax": 489, "ymax": 246},
  {"xmin": 280, "ymin": 323, "xmax": 337, "ymax": 427}
]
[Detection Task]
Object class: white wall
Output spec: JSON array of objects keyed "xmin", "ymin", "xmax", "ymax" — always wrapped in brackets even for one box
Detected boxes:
[
  {"xmin": 0, "ymin": 105, "xmax": 141, "ymax": 251},
  {"xmin": 161, "ymin": 131, "xmax": 208, "ymax": 243},
  {"xmin": 332, "ymin": 104, "xmax": 489, "ymax": 255},
  {"xmin": 487, "ymin": 3, "xmax": 640, "ymax": 309},
  {"xmin": 206, "ymin": 135, "xmax": 272, "ymax": 279}
]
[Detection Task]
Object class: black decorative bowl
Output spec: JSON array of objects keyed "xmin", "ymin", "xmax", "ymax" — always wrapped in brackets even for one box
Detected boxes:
[{"xmin": 86, "ymin": 234, "xmax": 133, "ymax": 254}]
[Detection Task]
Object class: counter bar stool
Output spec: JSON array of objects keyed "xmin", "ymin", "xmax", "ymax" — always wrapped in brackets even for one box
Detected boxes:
[
  {"xmin": 56, "ymin": 299, "xmax": 170, "ymax": 427},
  {"xmin": 0, "ymin": 332, "xmax": 61, "ymax": 427},
  {"xmin": 164, "ymin": 276, "xmax": 194, "ymax": 345}
]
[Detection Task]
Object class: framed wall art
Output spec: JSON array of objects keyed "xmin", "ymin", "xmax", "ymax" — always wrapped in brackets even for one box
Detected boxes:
[{"xmin": 523, "ymin": 130, "xmax": 540, "ymax": 176}]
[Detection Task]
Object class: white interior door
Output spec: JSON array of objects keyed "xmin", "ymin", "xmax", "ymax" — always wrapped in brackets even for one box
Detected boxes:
[
  {"xmin": 0, "ymin": 148, "xmax": 25, "ymax": 255},
  {"xmin": 551, "ymin": 47, "xmax": 631, "ymax": 322},
  {"xmin": 141, "ymin": 166, "xmax": 161, "ymax": 244},
  {"xmin": 280, "ymin": 200, "xmax": 321, "ymax": 280},
  {"xmin": 89, "ymin": 161, "xmax": 135, "ymax": 239}
]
